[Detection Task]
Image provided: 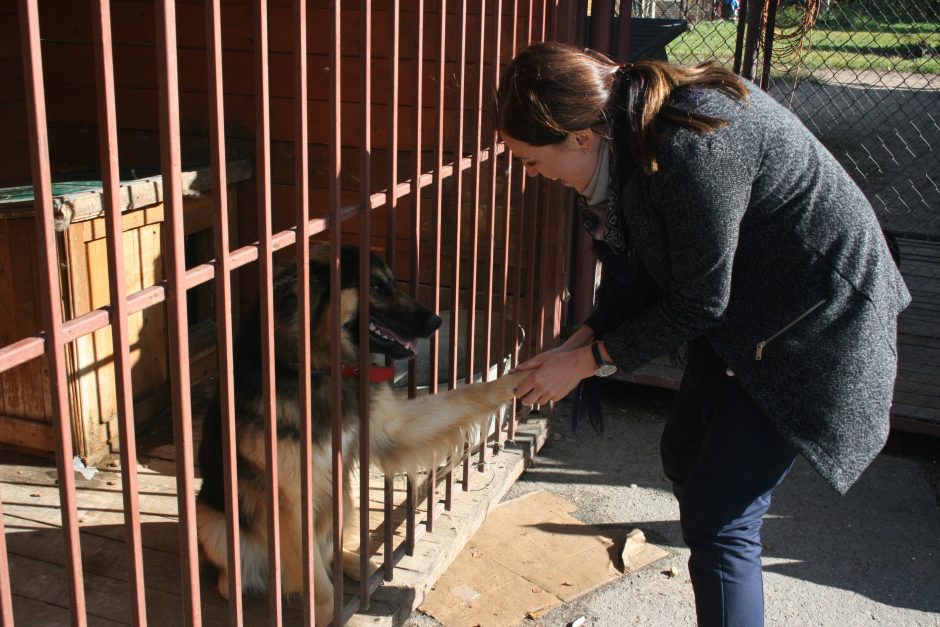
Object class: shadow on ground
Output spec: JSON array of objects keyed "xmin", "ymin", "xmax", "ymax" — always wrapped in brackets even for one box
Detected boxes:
[{"xmin": 500, "ymin": 380, "xmax": 940, "ymax": 618}]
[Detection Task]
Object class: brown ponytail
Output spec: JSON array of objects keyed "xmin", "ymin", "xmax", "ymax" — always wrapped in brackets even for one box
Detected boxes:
[{"xmin": 496, "ymin": 42, "xmax": 750, "ymax": 175}]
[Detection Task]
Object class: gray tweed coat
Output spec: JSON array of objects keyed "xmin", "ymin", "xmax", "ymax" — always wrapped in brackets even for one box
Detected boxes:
[{"xmin": 600, "ymin": 83, "xmax": 911, "ymax": 494}]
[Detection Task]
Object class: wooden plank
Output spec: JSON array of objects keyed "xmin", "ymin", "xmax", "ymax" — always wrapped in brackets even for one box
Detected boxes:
[
  {"xmin": 135, "ymin": 222, "xmax": 168, "ymax": 398},
  {"xmin": 3, "ymin": 513, "xmax": 236, "ymax": 612},
  {"xmin": 11, "ymin": 593, "xmax": 123, "ymax": 627},
  {"xmin": 86, "ymin": 236, "xmax": 117, "ymax": 430},
  {"xmin": 0, "ymin": 219, "xmax": 18, "ymax": 417},
  {"xmin": 7, "ymin": 221, "xmax": 48, "ymax": 422},
  {"xmin": 0, "ymin": 414, "xmax": 53, "ymax": 452},
  {"xmin": 65, "ymin": 223, "xmax": 104, "ymax": 460},
  {"xmin": 0, "ymin": 464, "xmax": 187, "ymax": 550},
  {"xmin": 7, "ymin": 551, "xmax": 207, "ymax": 626}
]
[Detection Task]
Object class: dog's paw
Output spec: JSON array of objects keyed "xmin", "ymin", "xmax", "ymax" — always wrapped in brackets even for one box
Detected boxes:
[
  {"xmin": 341, "ymin": 549, "xmax": 378, "ymax": 582},
  {"xmin": 315, "ymin": 598, "xmax": 333, "ymax": 627},
  {"xmin": 485, "ymin": 371, "xmax": 529, "ymax": 403},
  {"xmin": 216, "ymin": 571, "xmax": 229, "ymax": 600}
]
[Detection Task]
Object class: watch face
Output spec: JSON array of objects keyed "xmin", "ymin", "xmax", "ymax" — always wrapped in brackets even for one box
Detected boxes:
[{"xmin": 595, "ymin": 363, "xmax": 618, "ymax": 377}]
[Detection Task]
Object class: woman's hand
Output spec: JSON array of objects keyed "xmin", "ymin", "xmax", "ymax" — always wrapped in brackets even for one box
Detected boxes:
[{"xmin": 513, "ymin": 345, "xmax": 597, "ymax": 407}]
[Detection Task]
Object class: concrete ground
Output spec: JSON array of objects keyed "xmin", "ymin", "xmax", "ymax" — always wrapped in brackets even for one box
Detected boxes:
[{"xmin": 407, "ymin": 381, "xmax": 940, "ymax": 626}]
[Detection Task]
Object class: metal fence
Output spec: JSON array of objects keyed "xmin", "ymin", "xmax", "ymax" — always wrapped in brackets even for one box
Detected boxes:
[
  {"xmin": 637, "ymin": 0, "xmax": 940, "ymax": 243},
  {"xmin": 0, "ymin": 0, "xmax": 578, "ymax": 625},
  {"xmin": 622, "ymin": 0, "xmax": 940, "ymax": 430}
]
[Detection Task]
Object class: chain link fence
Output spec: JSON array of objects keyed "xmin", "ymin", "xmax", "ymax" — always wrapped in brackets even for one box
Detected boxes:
[
  {"xmin": 625, "ymin": 0, "xmax": 940, "ymax": 429},
  {"xmin": 629, "ymin": 0, "xmax": 939, "ymax": 242},
  {"xmin": 768, "ymin": 0, "xmax": 940, "ymax": 242}
]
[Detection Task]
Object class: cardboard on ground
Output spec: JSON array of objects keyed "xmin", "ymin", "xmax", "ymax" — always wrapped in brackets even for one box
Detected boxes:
[{"xmin": 419, "ymin": 489, "xmax": 668, "ymax": 626}]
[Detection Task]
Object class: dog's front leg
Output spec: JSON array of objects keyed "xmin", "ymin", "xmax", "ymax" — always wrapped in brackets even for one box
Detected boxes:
[
  {"xmin": 340, "ymin": 485, "xmax": 380, "ymax": 581},
  {"xmin": 312, "ymin": 535, "xmax": 335, "ymax": 626},
  {"xmin": 279, "ymin": 501, "xmax": 304, "ymax": 600},
  {"xmin": 369, "ymin": 372, "xmax": 528, "ymax": 474}
]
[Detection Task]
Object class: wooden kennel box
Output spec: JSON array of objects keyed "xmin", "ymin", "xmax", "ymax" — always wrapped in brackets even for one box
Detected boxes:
[{"xmin": 0, "ymin": 162, "xmax": 249, "ymax": 464}]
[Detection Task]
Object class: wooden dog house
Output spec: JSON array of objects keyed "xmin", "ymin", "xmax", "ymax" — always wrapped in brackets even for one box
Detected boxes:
[{"xmin": 0, "ymin": 163, "xmax": 249, "ymax": 462}]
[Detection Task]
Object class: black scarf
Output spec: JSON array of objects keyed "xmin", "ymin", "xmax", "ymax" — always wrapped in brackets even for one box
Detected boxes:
[{"xmin": 571, "ymin": 155, "xmax": 660, "ymax": 434}]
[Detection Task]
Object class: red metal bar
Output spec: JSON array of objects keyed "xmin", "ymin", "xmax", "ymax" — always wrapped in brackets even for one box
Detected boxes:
[
  {"xmin": 742, "ymin": 0, "xmax": 767, "ymax": 80},
  {"xmin": 154, "ymin": 0, "xmax": 202, "ymax": 622},
  {"xmin": 407, "ymin": 0, "xmax": 426, "ymax": 556},
  {"xmin": 427, "ymin": 0, "xmax": 448, "ymax": 533},
  {"xmin": 518, "ymin": 2, "xmax": 537, "ymax": 402},
  {"xmin": 205, "ymin": 1, "xmax": 244, "ymax": 622},
  {"xmin": 537, "ymin": 184, "xmax": 551, "ymax": 358},
  {"xmin": 504, "ymin": 0, "xmax": 523, "ymax": 441},
  {"xmin": 495, "ymin": 0, "xmax": 518, "ymax": 383},
  {"xmin": 469, "ymin": 0, "xmax": 489, "ymax": 473},
  {"xmin": 591, "ymin": 0, "xmax": 613, "ymax": 51},
  {"xmin": 329, "ymin": 0, "xmax": 345, "ymax": 622},
  {"xmin": 384, "ymin": 0, "xmax": 401, "ymax": 581},
  {"xmin": 382, "ymin": 472, "xmax": 394, "ymax": 580},
  {"xmin": 291, "ymin": 0, "xmax": 315, "ymax": 622},
  {"xmin": 485, "ymin": 0, "xmax": 504, "ymax": 398},
  {"xmin": 448, "ymin": 0, "xmax": 468, "ymax": 498},
  {"xmin": 616, "ymin": 0, "xmax": 634, "ymax": 62},
  {"xmin": 408, "ymin": 0, "xmax": 426, "ymax": 405},
  {"xmin": 254, "ymin": 0, "xmax": 283, "ymax": 622},
  {"xmin": 526, "ymin": 0, "xmax": 534, "ymax": 41},
  {"xmin": 538, "ymin": 0, "xmax": 547, "ymax": 39},
  {"xmin": 513, "ymin": 0, "xmax": 537, "ymax": 427},
  {"xmin": 569, "ymin": 0, "xmax": 615, "ymax": 336},
  {"xmin": 0, "ymin": 494, "xmax": 12, "ymax": 625},
  {"xmin": 18, "ymin": 2, "xmax": 88, "ymax": 622},
  {"xmin": 358, "ymin": 0, "xmax": 374, "ymax": 611},
  {"xmin": 733, "ymin": 0, "xmax": 749, "ymax": 74},
  {"xmin": 511, "ymin": 178, "xmax": 527, "ymax": 429},
  {"xmin": 574, "ymin": 0, "xmax": 587, "ymax": 48},
  {"xmin": 760, "ymin": 0, "xmax": 779, "ymax": 90},
  {"xmin": 91, "ymin": 1, "xmax": 147, "ymax": 623},
  {"xmin": 386, "ymin": 0, "xmax": 402, "ymax": 275},
  {"xmin": 525, "ymin": 184, "xmax": 539, "ymax": 364}
]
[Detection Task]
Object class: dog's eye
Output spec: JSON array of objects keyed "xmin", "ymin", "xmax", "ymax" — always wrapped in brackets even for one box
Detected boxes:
[{"xmin": 370, "ymin": 280, "xmax": 386, "ymax": 294}]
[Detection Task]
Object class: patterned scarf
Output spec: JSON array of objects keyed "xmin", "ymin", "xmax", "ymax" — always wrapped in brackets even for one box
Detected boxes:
[{"xmin": 575, "ymin": 140, "xmax": 627, "ymax": 254}]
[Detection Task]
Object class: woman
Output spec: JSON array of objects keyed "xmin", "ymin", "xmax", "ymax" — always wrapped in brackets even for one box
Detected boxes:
[{"xmin": 502, "ymin": 42, "xmax": 910, "ymax": 626}]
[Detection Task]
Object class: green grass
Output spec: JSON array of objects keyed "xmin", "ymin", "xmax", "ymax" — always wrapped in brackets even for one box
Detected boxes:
[{"xmin": 665, "ymin": 16, "xmax": 940, "ymax": 76}]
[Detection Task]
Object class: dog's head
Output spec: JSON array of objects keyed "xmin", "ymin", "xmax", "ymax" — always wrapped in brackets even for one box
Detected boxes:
[{"xmin": 273, "ymin": 244, "xmax": 442, "ymax": 367}]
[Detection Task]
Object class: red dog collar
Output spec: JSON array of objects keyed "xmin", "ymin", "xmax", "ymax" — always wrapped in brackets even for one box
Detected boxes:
[{"xmin": 340, "ymin": 365, "xmax": 397, "ymax": 383}]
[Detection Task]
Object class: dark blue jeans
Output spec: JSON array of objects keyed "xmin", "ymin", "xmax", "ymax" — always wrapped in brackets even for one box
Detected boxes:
[{"xmin": 661, "ymin": 340, "xmax": 797, "ymax": 627}]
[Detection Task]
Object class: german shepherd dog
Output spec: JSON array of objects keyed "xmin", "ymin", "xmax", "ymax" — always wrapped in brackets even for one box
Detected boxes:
[{"xmin": 197, "ymin": 244, "xmax": 524, "ymax": 623}]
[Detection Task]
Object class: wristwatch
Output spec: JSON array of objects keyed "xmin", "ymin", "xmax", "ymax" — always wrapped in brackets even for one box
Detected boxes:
[{"xmin": 591, "ymin": 341, "xmax": 618, "ymax": 377}]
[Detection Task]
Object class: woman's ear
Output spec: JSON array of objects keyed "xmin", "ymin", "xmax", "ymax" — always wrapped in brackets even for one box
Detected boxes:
[{"xmin": 573, "ymin": 129, "xmax": 595, "ymax": 151}]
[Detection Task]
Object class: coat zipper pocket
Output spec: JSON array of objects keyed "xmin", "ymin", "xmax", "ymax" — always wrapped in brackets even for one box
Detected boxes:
[{"xmin": 755, "ymin": 298, "xmax": 826, "ymax": 360}]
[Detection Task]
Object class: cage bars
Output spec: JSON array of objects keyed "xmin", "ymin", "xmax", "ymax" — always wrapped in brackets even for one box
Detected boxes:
[
  {"xmin": 91, "ymin": 0, "xmax": 147, "ymax": 623},
  {"xmin": 0, "ymin": 1, "xmax": 570, "ymax": 623}
]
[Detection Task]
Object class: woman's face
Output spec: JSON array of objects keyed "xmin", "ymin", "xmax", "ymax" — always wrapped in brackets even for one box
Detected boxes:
[{"xmin": 503, "ymin": 130, "xmax": 601, "ymax": 194}]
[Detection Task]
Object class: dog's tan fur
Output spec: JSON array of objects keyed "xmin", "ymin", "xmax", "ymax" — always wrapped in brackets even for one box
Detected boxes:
[{"xmin": 196, "ymin": 245, "xmax": 525, "ymax": 624}]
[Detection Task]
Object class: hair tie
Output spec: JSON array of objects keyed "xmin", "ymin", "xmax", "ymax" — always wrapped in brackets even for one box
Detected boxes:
[{"xmin": 615, "ymin": 63, "xmax": 633, "ymax": 78}]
